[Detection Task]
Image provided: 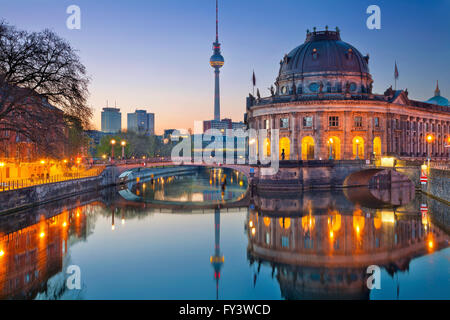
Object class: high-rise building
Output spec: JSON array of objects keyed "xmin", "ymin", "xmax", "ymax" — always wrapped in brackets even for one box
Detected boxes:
[
  {"xmin": 127, "ymin": 109, "xmax": 155, "ymax": 135},
  {"xmin": 101, "ymin": 107, "xmax": 122, "ymax": 133}
]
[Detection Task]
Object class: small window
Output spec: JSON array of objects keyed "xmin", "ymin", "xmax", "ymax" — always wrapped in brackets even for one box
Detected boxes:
[
  {"xmin": 354, "ymin": 116, "xmax": 363, "ymax": 127},
  {"xmin": 281, "ymin": 236, "xmax": 289, "ymax": 248},
  {"xmin": 303, "ymin": 116, "xmax": 313, "ymax": 128},
  {"xmin": 281, "ymin": 86, "xmax": 288, "ymax": 95},
  {"xmin": 329, "ymin": 116, "xmax": 339, "ymax": 127},
  {"xmin": 263, "ymin": 119, "xmax": 269, "ymax": 129},
  {"xmin": 374, "ymin": 117, "xmax": 380, "ymax": 128},
  {"xmin": 265, "ymin": 233, "xmax": 270, "ymax": 245},
  {"xmin": 312, "ymin": 48, "xmax": 318, "ymax": 60},
  {"xmin": 280, "ymin": 118, "xmax": 289, "ymax": 129}
]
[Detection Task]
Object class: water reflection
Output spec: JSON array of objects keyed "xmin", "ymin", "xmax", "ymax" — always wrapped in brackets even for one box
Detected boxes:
[
  {"xmin": 246, "ymin": 190, "xmax": 449, "ymax": 300},
  {"xmin": 0, "ymin": 169, "xmax": 448, "ymax": 300},
  {"xmin": 0, "ymin": 201, "xmax": 97, "ymax": 299},
  {"xmin": 119, "ymin": 167, "xmax": 248, "ymax": 205}
]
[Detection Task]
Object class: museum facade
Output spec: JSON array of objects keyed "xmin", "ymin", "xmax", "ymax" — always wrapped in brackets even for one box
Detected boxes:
[{"xmin": 246, "ymin": 28, "xmax": 450, "ymax": 161}]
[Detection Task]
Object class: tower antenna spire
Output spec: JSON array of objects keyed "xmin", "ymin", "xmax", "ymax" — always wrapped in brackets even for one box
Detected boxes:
[
  {"xmin": 216, "ymin": 0, "xmax": 219, "ymax": 42},
  {"xmin": 209, "ymin": 0, "xmax": 224, "ymax": 121}
]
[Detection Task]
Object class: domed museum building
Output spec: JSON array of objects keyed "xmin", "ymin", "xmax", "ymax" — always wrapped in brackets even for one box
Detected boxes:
[{"xmin": 246, "ymin": 28, "xmax": 450, "ymax": 161}]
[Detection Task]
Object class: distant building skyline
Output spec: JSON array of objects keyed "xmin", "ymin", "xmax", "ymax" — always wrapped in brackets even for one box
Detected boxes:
[
  {"xmin": 127, "ymin": 109, "xmax": 155, "ymax": 135},
  {"xmin": 101, "ymin": 107, "xmax": 121, "ymax": 133}
]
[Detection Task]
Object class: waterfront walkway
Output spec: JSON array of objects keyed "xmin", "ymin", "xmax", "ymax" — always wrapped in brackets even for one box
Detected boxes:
[{"xmin": 0, "ymin": 166, "xmax": 104, "ymax": 192}]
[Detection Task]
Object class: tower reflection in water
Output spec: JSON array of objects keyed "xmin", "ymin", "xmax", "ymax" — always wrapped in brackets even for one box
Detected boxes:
[{"xmin": 246, "ymin": 190, "xmax": 448, "ymax": 300}]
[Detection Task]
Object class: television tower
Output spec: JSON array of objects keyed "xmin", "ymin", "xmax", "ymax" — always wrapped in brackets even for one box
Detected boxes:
[{"xmin": 209, "ymin": 0, "xmax": 224, "ymax": 121}]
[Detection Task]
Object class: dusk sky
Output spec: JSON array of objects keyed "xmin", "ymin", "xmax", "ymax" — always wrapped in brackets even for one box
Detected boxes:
[{"xmin": 1, "ymin": 0, "xmax": 449, "ymax": 134}]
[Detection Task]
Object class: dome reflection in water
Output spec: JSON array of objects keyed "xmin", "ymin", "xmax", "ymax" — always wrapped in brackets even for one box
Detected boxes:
[{"xmin": 247, "ymin": 184, "xmax": 449, "ymax": 300}]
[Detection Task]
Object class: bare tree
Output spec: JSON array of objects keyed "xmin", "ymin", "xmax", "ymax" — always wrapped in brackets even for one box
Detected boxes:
[{"xmin": 0, "ymin": 21, "xmax": 91, "ymax": 158}]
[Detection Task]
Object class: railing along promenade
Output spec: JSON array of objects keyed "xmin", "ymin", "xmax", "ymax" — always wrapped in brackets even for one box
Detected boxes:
[
  {"xmin": 0, "ymin": 157, "xmax": 172, "ymax": 192},
  {"xmin": 0, "ymin": 166, "xmax": 104, "ymax": 192}
]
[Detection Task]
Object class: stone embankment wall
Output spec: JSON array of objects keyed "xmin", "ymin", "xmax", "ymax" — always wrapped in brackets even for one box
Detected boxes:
[
  {"xmin": 423, "ymin": 169, "xmax": 450, "ymax": 205},
  {"xmin": 253, "ymin": 161, "xmax": 419, "ymax": 192}
]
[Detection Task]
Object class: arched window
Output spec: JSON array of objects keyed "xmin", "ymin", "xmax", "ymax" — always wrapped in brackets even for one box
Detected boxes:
[
  {"xmin": 327, "ymin": 136, "xmax": 341, "ymax": 160},
  {"xmin": 279, "ymin": 137, "xmax": 290, "ymax": 160},
  {"xmin": 373, "ymin": 137, "xmax": 382, "ymax": 157},
  {"xmin": 301, "ymin": 136, "xmax": 315, "ymax": 160},
  {"xmin": 352, "ymin": 136, "xmax": 365, "ymax": 159},
  {"xmin": 263, "ymin": 138, "xmax": 271, "ymax": 157}
]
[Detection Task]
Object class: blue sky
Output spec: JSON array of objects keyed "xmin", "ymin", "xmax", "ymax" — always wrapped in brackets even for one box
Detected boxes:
[{"xmin": 1, "ymin": 0, "xmax": 449, "ymax": 133}]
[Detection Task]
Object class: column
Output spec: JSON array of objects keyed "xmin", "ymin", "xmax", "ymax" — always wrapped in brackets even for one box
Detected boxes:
[{"xmin": 290, "ymin": 113, "xmax": 298, "ymax": 160}]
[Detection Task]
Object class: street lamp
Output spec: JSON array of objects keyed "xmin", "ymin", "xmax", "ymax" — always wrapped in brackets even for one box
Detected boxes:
[
  {"xmin": 426, "ymin": 134, "xmax": 434, "ymax": 168},
  {"xmin": 0, "ymin": 162, "xmax": 4, "ymax": 188},
  {"xmin": 121, "ymin": 140, "xmax": 126, "ymax": 159},
  {"xmin": 110, "ymin": 139, "xmax": 116, "ymax": 161},
  {"xmin": 328, "ymin": 138, "xmax": 334, "ymax": 160},
  {"xmin": 355, "ymin": 138, "xmax": 360, "ymax": 160},
  {"xmin": 446, "ymin": 137, "xmax": 450, "ymax": 161}
]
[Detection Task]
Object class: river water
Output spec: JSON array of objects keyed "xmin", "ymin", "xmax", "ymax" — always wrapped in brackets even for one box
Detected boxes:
[{"xmin": 0, "ymin": 167, "xmax": 448, "ymax": 300}]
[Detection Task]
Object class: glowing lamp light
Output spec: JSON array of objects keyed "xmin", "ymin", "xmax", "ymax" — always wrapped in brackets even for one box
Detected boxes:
[
  {"xmin": 102, "ymin": 154, "xmax": 107, "ymax": 159},
  {"xmin": 39, "ymin": 232, "xmax": 45, "ymax": 238},
  {"xmin": 0, "ymin": 250, "xmax": 4, "ymax": 257},
  {"xmin": 249, "ymin": 220, "xmax": 254, "ymax": 228},
  {"xmin": 121, "ymin": 141, "xmax": 126, "ymax": 146},
  {"xmin": 428, "ymin": 241, "xmax": 434, "ymax": 249},
  {"xmin": 110, "ymin": 139, "xmax": 116, "ymax": 145},
  {"xmin": 381, "ymin": 211, "xmax": 395, "ymax": 223},
  {"xmin": 251, "ymin": 227, "xmax": 256, "ymax": 236},
  {"xmin": 112, "ymin": 225, "xmax": 115, "ymax": 231},
  {"xmin": 62, "ymin": 222, "xmax": 67, "ymax": 227},
  {"xmin": 0, "ymin": 162, "xmax": 4, "ymax": 168},
  {"xmin": 122, "ymin": 219, "xmax": 125, "ymax": 225},
  {"xmin": 381, "ymin": 157, "xmax": 395, "ymax": 167},
  {"xmin": 40, "ymin": 160, "xmax": 46, "ymax": 165},
  {"xmin": 426, "ymin": 134, "xmax": 434, "ymax": 143},
  {"xmin": 329, "ymin": 231, "xmax": 334, "ymax": 238},
  {"xmin": 329, "ymin": 138, "xmax": 334, "ymax": 144},
  {"xmin": 63, "ymin": 159, "xmax": 68, "ymax": 164}
]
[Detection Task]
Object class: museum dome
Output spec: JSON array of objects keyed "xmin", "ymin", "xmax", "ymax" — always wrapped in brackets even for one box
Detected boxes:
[
  {"xmin": 280, "ymin": 28, "xmax": 370, "ymax": 77},
  {"xmin": 276, "ymin": 28, "xmax": 373, "ymax": 95},
  {"xmin": 426, "ymin": 81, "xmax": 449, "ymax": 106}
]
